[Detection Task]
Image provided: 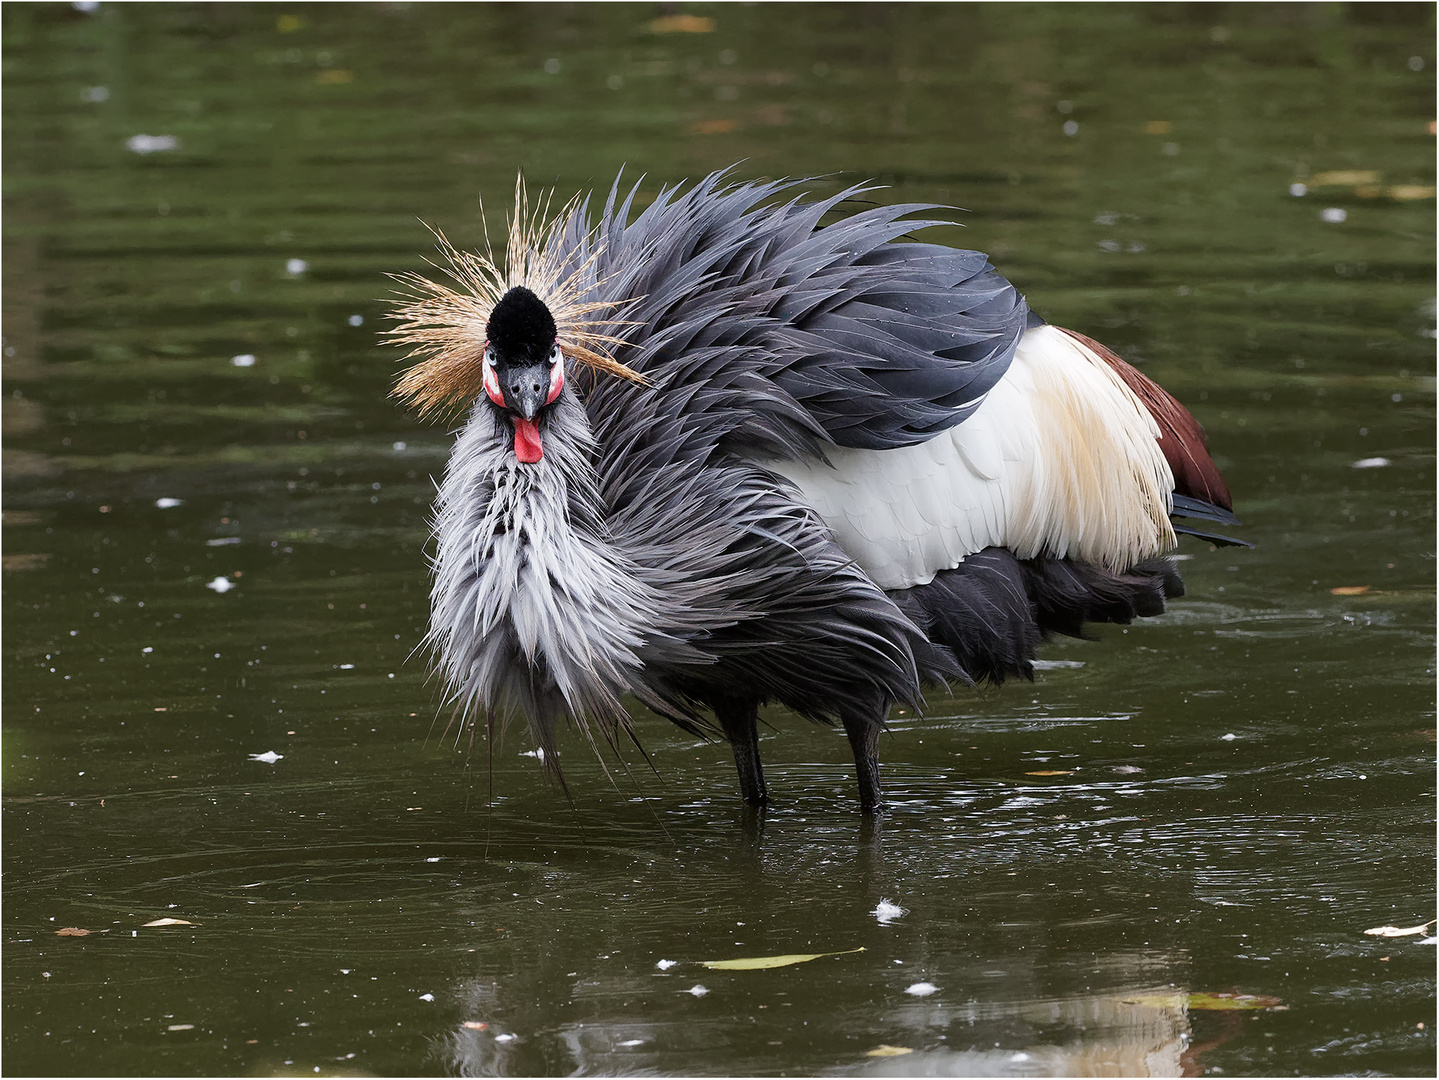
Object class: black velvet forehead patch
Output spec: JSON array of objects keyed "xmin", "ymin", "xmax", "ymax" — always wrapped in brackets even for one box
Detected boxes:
[{"xmin": 486, "ymin": 286, "xmax": 557, "ymax": 361}]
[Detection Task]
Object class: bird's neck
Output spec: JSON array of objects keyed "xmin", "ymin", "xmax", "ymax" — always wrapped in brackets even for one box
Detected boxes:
[{"xmin": 426, "ymin": 392, "xmax": 655, "ymax": 749}]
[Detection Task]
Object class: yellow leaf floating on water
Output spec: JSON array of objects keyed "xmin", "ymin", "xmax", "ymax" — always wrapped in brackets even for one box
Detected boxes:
[
  {"xmin": 866, "ymin": 1045, "xmax": 914, "ymax": 1057},
  {"xmin": 1330, "ymin": 586, "xmax": 1370, "ymax": 595},
  {"xmin": 701, "ymin": 946, "xmax": 864, "ymax": 970},
  {"xmin": 1364, "ymin": 919, "xmax": 1437, "ymax": 937},
  {"xmin": 1308, "ymin": 170, "xmax": 1382, "ymax": 186},
  {"xmin": 55, "ymin": 927, "xmax": 91, "ymax": 937},
  {"xmin": 647, "ymin": 14, "xmax": 715, "ymax": 33},
  {"xmin": 1122, "ymin": 991, "xmax": 1284, "ymax": 1011},
  {"xmin": 142, "ymin": 918, "xmax": 195, "ymax": 927},
  {"xmin": 1025, "ymin": 770, "xmax": 1072, "ymax": 776}
]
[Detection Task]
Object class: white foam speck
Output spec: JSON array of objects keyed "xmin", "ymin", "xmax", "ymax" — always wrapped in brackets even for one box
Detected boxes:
[
  {"xmin": 905, "ymin": 981, "xmax": 938, "ymax": 997},
  {"xmin": 248, "ymin": 751, "xmax": 283, "ymax": 764},
  {"xmin": 686, "ymin": 984, "xmax": 708, "ymax": 997},
  {"xmin": 873, "ymin": 899, "xmax": 907, "ymax": 925},
  {"xmin": 126, "ymin": 134, "xmax": 178, "ymax": 154}
]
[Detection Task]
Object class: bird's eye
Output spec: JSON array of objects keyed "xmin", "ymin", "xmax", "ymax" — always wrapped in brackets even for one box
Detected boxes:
[
  {"xmin": 483, "ymin": 347, "xmax": 496, "ymax": 367},
  {"xmin": 549, "ymin": 343, "xmax": 562, "ymax": 365}
]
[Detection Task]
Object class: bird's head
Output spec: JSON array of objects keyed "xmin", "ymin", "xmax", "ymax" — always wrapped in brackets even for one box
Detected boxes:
[
  {"xmin": 482, "ymin": 286, "xmax": 565, "ymax": 463},
  {"xmin": 387, "ymin": 181, "xmax": 647, "ymax": 448}
]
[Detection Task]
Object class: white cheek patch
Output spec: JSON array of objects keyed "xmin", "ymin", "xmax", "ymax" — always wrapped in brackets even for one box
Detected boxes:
[
  {"xmin": 545, "ymin": 357, "xmax": 565, "ymax": 404},
  {"xmin": 482, "ymin": 352, "xmax": 504, "ymax": 407}
]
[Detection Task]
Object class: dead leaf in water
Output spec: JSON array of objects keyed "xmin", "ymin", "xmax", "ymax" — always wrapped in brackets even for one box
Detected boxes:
[
  {"xmin": 3, "ymin": 553, "xmax": 50, "ymax": 571},
  {"xmin": 1309, "ymin": 170, "xmax": 1381, "ymax": 186},
  {"xmin": 866, "ymin": 1045, "xmax": 914, "ymax": 1057},
  {"xmin": 702, "ymin": 946, "xmax": 864, "ymax": 970},
  {"xmin": 1330, "ymin": 585, "xmax": 1370, "ymax": 595},
  {"xmin": 647, "ymin": 14, "xmax": 715, "ymax": 33},
  {"xmin": 1025, "ymin": 770, "xmax": 1072, "ymax": 776},
  {"xmin": 142, "ymin": 918, "xmax": 195, "ymax": 927},
  {"xmin": 1122, "ymin": 991, "xmax": 1284, "ymax": 1011},
  {"xmin": 689, "ymin": 118, "xmax": 739, "ymax": 135},
  {"xmin": 55, "ymin": 927, "xmax": 91, "ymax": 937},
  {"xmin": 1364, "ymin": 919, "xmax": 1437, "ymax": 937}
]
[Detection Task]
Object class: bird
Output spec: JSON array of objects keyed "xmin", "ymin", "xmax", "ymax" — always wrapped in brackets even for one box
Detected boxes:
[{"xmin": 387, "ymin": 169, "xmax": 1243, "ymax": 813}]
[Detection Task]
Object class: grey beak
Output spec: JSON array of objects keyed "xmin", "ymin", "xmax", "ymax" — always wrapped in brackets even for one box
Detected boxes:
[{"xmin": 502, "ymin": 363, "xmax": 549, "ymax": 421}]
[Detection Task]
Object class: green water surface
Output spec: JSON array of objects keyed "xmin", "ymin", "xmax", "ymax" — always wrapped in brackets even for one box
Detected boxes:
[{"xmin": 3, "ymin": 3, "xmax": 1435, "ymax": 1076}]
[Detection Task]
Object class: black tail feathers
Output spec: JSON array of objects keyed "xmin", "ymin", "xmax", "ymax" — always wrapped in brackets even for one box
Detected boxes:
[{"xmin": 891, "ymin": 548, "xmax": 1184, "ymax": 687}]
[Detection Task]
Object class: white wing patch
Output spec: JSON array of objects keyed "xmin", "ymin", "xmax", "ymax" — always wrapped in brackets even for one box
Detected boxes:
[{"xmin": 769, "ymin": 324, "xmax": 1176, "ymax": 589}]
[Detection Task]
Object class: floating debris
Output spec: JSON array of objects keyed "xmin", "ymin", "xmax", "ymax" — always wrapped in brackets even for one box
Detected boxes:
[
  {"xmin": 702, "ymin": 947, "xmax": 864, "ymax": 971},
  {"xmin": 1320, "ymin": 207, "xmax": 1347, "ymax": 223},
  {"xmin": 205, "ymin": 576, "xmax": 234, "ymax": 593},
  {"xmin": 248, "ymin": 751, "xmax": 283, "ymax": 764},
  {"xmin": 126, "ymin": 134, "xmax": 178, "ymax": 154},
  {"xmin": 1351, "ymin": 457, "xmax": 1390, "ymax": 469},
  {"xmin": 647, "ymin": 14, "xmax": 715, "ymax": 33},
  {"xmin": 1364, "ymin": 919, "xmax": 1437, "ymax": 938},
  {"xmin": 904, "ymin": 981, "xmax": 939, "ymax": 996},
  {"xmin": 155, "ymin": 498, "xmax": 183, "ymax": 509},
  {"xmin": 231, "ymin": 354, "xmax": 257, "ymax": 367},
  {"xmin": 872, "ymin": 899, "xmax": 906, "ymax": 925},
  {"xmin": 867, "ymin": 1045, "xmax": 914, "ymax": 1057}
]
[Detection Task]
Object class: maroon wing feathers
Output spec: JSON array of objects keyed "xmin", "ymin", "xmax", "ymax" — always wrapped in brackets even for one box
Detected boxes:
[{"xmin": 1058, "ymin": 328, "xmax": 1233, "ymax": 512}]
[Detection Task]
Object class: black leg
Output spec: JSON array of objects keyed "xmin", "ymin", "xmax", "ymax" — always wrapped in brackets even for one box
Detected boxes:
[
  {"xmin": 715, "ymin": 698, "xmax": 768, "ymax": 806},
  {"xmin": 843, "ymin": 713, "xmax": 884, "ymax": 814}
]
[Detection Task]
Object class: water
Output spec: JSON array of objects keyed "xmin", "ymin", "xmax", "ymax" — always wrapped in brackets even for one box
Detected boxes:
[{"xmin": 3, "ymin": 3, "xmax": 1434, "ymax": 1076}]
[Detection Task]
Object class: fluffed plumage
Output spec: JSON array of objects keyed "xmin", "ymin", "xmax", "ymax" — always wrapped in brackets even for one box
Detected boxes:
[{"xmin": 389, "ymin": 169, "xmax": 1243, "ymax": 812}]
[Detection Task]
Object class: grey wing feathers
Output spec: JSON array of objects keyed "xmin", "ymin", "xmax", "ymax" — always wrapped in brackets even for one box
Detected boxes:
[{"xmin": 577, "ymin": 169, "xmax": 1032, "ymax": 452}]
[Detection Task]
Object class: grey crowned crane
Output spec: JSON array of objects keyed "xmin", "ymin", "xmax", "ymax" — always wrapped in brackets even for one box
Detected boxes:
[{"xmin": 388, "ymin": 170, "xmax": 1243, "ymax": 813}]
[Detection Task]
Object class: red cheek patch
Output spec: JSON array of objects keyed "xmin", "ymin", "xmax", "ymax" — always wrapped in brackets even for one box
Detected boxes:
[{"xmin": 512, "ymin": 416, "xmax": 543, "ymax": 463}]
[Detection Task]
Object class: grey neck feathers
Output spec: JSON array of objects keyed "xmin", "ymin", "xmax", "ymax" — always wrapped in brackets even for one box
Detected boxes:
[{"xmin": 426, "ymin": 389, "xmax": 662, "ymax": 760}]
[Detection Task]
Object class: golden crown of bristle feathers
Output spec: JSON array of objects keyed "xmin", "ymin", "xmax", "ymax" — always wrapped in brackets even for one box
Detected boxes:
[{"xmin": 386, "ymin": 177, "xmax": 647, "ymax": 421}]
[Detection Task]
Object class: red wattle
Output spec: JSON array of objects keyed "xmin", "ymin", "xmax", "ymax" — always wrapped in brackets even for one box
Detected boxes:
[{"xmin": 512, "ymin": 416, "xmax": 543, "ymax": 463}]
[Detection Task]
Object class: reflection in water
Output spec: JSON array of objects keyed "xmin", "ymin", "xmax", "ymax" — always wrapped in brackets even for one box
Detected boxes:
[{"xmin": 437, "ymin": 969, "xmax": 1199, "ymax": 1077}]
